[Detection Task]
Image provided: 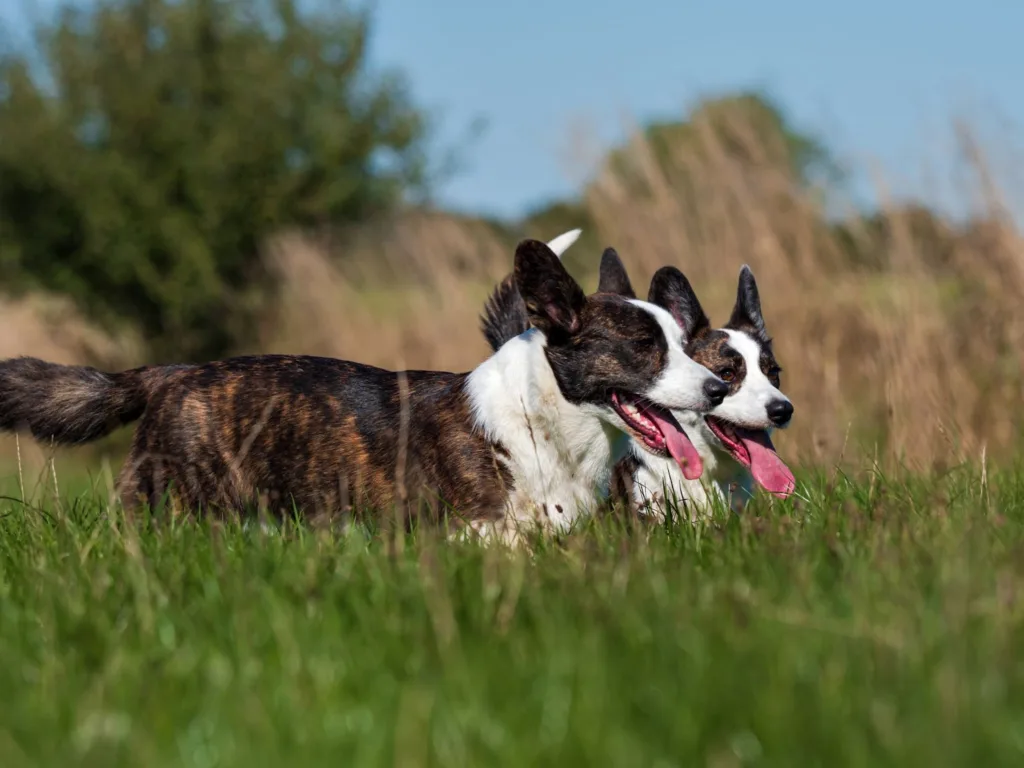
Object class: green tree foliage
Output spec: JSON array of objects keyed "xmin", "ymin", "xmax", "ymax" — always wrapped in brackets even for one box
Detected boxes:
[
  {"xmin": 602, "ymin": 92, "xmax": 843, "ymax": 196},
  {"xmin": 0, "ymin": 0, "xmax": 427, "ymax": 361}
]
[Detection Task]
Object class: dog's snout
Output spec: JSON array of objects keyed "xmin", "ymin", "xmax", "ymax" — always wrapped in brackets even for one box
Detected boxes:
[
  {"xmin": 703, "ymin": 378, "xmax": 728, "ymax": 406},
  {"xmin": 767, "ymin": 399, "xmax": 794, "ymax": 427}
]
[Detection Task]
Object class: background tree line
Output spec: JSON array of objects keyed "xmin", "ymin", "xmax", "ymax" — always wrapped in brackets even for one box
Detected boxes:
[
  {"xmin": 0, "ymin": 0, "xmax": 988, "ymax": 367},
  {"xmin": 0, "ymin": 0, "xmax": 427, "ymax": 362}
]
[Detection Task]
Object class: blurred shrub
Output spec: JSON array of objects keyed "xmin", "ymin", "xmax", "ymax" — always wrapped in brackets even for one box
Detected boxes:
[{"xmin": 0, "ymin": 0, "xmax": 428, "ymax": 361}]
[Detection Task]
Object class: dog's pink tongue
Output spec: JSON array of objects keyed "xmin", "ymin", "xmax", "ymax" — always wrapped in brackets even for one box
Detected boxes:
[
  {"xmin": 646, "ymin": 408, "xmax": 703, "ymax": 480},
  {"xmin": 736, "ymin": 429, "xmax": 795, "ymax": 498}
]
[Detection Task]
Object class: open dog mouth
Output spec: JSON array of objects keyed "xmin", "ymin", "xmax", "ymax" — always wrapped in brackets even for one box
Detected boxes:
[
  {"xmin": 705, "ymin": 416, "xmax": 796, "ymax": 499},
  {"xmin": 610, "ymin": 391, "xmax": 703, "ymax": 480}
]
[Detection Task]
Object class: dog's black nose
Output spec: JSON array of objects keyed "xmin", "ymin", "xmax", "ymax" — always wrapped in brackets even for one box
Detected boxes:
[
  {"xmin": 703, "ymin": 378, "xmax": 729, "ymax": 406},
  {"xmin": 767, "ymin": 399, "xmax": 794, "ymax": 427}
]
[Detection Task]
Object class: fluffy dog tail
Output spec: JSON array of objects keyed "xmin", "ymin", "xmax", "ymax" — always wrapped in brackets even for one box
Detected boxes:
[
  {"xmin": 480, "ymin": 228, "xmax": 581, "ymax": 352},
  {"xmin": 480, "ymin": 273, "xmax": 531, "ymax": 353},
  {"xmin": 0, "ymin": 357, "xmax": 155, "ymax": 444}
]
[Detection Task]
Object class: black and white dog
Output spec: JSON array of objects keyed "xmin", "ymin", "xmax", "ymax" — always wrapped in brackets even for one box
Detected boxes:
[
  {"xmin": 481, "ymin": 245, "xmax": 795, "ymax": 519},
  {"xmin": 0, "ymin": 234, "xmax": 726, "ymax": 540}
]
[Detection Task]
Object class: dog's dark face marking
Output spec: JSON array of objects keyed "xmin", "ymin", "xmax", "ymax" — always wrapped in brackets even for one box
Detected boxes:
[
  {"xmin": 512, "ymin": 239, "xmax": 722, "ymax": 469},
  {"xmin": 686, "ymin": 329, "xmax": 782, "ymax": 401},
  {"xmin": 717, "ymin": 266, "xmax": 788, "ymax": 426},
  {"xmin": 653, "ymin": 263, "xmax": 787, "ymax": 419},
  {"xmin": 513, "ymin": 240, "xmax": 718, "ymax": 409},
  {"xmin": 539, "ymin": 293, "xmax": 669, "ymax": 403},
  {"xmin": 722, "ymin": 266, "xmax": 784, "ymax": 398},
  {"xmin": 687, "ymin": 330, "xmax": 746, "ymax": 395},
  {"xmin": 667, "ymin": 265, "xmax": 795, "ymax": 498}
]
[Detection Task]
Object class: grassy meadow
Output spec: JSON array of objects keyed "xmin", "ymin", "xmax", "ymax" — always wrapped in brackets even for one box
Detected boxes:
[
  {"xmin": 1, "ymin": 462, "xmax": 1023, "ymax": 766},
  {"xmin": 1, "ymin": 96, "xmax": 1023, "ymax": 765}
]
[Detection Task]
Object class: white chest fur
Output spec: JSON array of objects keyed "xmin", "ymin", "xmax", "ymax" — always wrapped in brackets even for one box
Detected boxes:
[
  {"xmin": 625, "ymin": 420, "xmax": 753, "ymax": 521},
  {"xmin": 629, "ymin": 447, "xmax": 725, "ymax": 520},
  {"xmin": 466, "ymin": 329, "xmax": 618, "ymax": 534}
]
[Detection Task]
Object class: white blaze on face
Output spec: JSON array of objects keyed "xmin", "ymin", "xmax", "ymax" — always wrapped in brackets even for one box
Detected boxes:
[
  {"xmin": 709, "ymin": 329, "xmax": 790, "ymax": 428},
  {"xmin": 629, "ymin": 300, "xmax": 717, "ymax": 414},
  {"xmin": 699, "ymin": 329, "xmax": 795, "ymax": 499}
]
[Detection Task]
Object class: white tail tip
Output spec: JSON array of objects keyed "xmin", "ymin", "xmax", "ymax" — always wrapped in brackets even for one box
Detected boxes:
[{"xmin": 545, "ymin": 228, "xmax": 582, "ymax": 259}]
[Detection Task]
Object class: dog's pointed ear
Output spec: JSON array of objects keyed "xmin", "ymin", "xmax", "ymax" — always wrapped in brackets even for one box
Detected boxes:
[
  {"xmin": 726, "ymin": 265, "xmax": 768, "ymax": 341},
  {"xmin": 647, "ymin": 266, "xmax": 711, "ymax": 341},
  {"xmin": 597, "ymin": 248, "xmax": 636, "ymax": 298},
  {"xmin": 514, "ymin": 239, "xmax": 587, "ymax": 339}
]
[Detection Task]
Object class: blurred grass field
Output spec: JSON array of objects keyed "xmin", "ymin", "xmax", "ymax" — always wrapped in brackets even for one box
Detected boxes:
[{"xmin": 1, "ymin": 462, "xmax": 1023, "ymax": 767}]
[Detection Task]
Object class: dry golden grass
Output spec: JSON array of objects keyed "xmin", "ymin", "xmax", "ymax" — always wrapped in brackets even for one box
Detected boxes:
[
  {"xmin": 5, "ymin": 104, "xmax": 1022, "ymax": 471},
  {"xmin": 0, "ymin": 293, "xmax": 140, "ymax": 367},
  {"xmin": 577, "ymin": 110, "xmax": 1024, "ymax": 468},
  {"xmin": 0, "ymin": 292, "xmax": 142, "ymax": 484},
  {"xmin": 255, "ymin": 211, "xmax": 513, "ymax": 372},
  {"xmin": 258, "ymin": 107, "xmax": 1024, "ymax": 470}
]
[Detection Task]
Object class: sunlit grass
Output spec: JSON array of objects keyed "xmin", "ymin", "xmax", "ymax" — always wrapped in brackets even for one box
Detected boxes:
[{"xmin": 1, "ymin": 463, "xmax": 1022, "ymax": 766}]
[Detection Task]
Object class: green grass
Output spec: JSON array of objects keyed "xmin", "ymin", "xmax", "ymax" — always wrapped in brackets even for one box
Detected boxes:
[{"xmin": 2, "ymin": 463, "xmax": 1024, "ymax": 766}]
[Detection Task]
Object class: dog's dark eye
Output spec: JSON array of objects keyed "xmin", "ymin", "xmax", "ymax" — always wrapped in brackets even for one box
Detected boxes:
[
  {"xmin": 767, "ymin": 366, "xmax": 782, "ymax": 385},
  {"xmin": 719, "ymin": 368, "xmax": 735, "ymax": 382}
]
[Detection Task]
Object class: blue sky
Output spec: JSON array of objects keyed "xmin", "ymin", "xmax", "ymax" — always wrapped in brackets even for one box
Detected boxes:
[
  {"xmin": 6, "ymin": 1, "xmax": 1018, "ymax": 220},
  {"xmin": 370, "ymin": 0, "xmax": 1020, "ymax": 220}
]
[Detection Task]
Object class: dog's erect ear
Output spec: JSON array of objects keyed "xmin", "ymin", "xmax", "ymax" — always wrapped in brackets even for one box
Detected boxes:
[
  {"xmin": 726, "ymin": 265, "xmax": 768, "ymax": 342},
  {"xmin": 647, "ymin": 266, "xmax": 711, "ymax": 341},
  {"xmin": 514, "ymin": 239, "xmax": 587, "ymax": 339},
  {"xmin": 597, "ymin": 248, "xmax": 636, "ymax": 298}
]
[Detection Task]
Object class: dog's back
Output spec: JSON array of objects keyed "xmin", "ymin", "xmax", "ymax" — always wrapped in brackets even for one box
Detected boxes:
[
  {"xmin": 125, "ymin": 355, "xmax": 517, "ymax": 521},
  {"xmin": 0, "ymin": 354, "xmax": 513, "ymax": 523}
]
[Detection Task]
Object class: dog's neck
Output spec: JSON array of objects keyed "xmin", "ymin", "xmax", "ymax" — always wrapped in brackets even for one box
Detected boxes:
[
  {"xmin": 466, "ymin": 328, "xmax": 620, "ymax": 535},
  {"xmin": 623, "ymin": 414, "xmax": 750, "ymax": 520}
]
